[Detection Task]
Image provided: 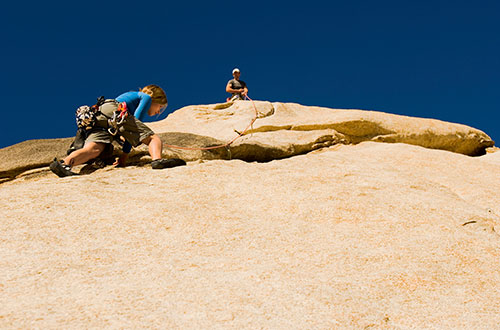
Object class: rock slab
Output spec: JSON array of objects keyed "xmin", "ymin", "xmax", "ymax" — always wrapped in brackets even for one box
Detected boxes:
[
  {"xmin": 0, "ymin": 101, "xmax": 495, "ymax": 180},
  {"xmin": 0, "ymin": 142, "xmax": 499, "ymax": 328}
]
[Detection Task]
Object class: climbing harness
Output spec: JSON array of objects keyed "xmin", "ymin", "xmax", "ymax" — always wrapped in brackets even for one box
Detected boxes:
[
  {"xmin": 163, "ymin": 95, "xmax": 259, "ymax": 152},
  {"xmin": 75, "ymin": 96, "xmax": 130, "ymax": 136},
  {"xmin": 107, "ymin": 102, "xmax": 129, "ymax": 136}
]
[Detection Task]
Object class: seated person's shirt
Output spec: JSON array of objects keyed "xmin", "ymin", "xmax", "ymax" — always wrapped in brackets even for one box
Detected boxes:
[{"xmin": 228, "ymin": 79, "xmax": 247, "ymax": 97}]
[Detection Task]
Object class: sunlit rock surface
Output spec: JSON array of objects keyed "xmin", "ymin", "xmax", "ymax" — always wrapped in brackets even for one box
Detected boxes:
[
  {"xmin": 1, "ymin": 141, "xmax": 499, "ymax": 328},
  {"xmin": 2, "ymin": 101, "xmax": 494, "ymax": 182},
  {"xmin": 149, "ymin": 100, "xmax": 494, "ymax": 161}
]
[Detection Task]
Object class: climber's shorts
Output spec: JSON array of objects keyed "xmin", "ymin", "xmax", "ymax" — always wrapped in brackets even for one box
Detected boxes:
[{"xmin": 85, "ymin": 100, "xmax": 155, "ymax": 147}]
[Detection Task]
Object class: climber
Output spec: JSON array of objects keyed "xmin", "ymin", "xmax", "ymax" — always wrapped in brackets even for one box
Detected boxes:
[{"xmin": 50, "ymin": 85, "xmax": 185, "ymax": 177}]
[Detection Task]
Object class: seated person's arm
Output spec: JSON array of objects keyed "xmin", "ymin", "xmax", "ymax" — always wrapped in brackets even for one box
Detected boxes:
[
  {"xmin": 226, "ymin": 81, "xmax": 244, "ymax": 94},
  {"xmin": 226, "ymin": 81, "xmax": 235, "ymax": 93}
]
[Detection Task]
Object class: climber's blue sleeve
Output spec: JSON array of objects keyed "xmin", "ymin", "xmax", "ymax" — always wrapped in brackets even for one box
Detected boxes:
[
  {"xmin": 115, "ymin": 91, "xmax": 153, "ymax": 154},
  {"xmin": 133, "ymin": 93, "xmax": 152, "ymax": 121},
  {"xmin": 116, "ymin": 91, "xmax": 152, "ymax": 122}
]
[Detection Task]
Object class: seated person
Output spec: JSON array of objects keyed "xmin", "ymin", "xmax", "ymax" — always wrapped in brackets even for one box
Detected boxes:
[{"xmin": 226, "ymin": 68, "xmax": 248, "ymax": 101}]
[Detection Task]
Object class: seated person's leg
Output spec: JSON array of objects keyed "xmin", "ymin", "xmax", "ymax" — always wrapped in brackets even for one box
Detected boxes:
[{"xmin": 230, "ymin": 94, "xmax": 242, "ymax": 102}]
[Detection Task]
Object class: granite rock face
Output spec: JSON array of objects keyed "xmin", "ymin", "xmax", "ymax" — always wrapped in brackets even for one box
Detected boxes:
[
  {"xmin": 150, "ymin": 100, "xmax": 494, "ymax": 161},
  {"xmin": 0, "ymin": 101, "xmax": 499, "ymax": 327},
  {"xmin": 0, "ymin": 138, "xmax": 72, "ymax": 182},
  {"xmin": 0, "ymin": 101, "xmax": 495, "ymax": 180},
  {"xmin": 1, "ymin": 142, "xmax": 499, "ymax": 328}
]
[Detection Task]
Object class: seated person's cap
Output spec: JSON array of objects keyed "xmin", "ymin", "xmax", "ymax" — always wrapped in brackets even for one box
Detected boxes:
[{"xmin": 232, "ymin": 68, "xmax": 240, "ymax": 74}]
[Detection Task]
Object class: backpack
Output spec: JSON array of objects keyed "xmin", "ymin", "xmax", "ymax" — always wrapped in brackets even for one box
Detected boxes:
[
  {"xmin": 67, "ymin": 96, "xmax": 106, "ymax": 156},
  {"xmin": 75, "ymin": 96, "xmax": 106, "ymax": 130}
]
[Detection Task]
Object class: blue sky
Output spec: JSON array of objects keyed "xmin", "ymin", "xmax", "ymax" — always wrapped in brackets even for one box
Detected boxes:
[{"xmin": 1, "ymin": 0, "xmax": 498, "ymax": 149}]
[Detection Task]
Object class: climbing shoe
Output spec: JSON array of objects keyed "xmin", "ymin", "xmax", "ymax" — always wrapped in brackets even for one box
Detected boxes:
[
  {"xmin": 49, "ymin": 158, "xmax": 75, "ymax": 177},
  {"xmin": 151, "ymin": 158, "xmax": 186, "ymax": 169}
]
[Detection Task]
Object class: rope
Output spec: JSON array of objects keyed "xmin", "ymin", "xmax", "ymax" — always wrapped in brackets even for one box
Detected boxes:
[{"xmin": 163, "ymin": 95, "xmax": 258, "ymax": 151}]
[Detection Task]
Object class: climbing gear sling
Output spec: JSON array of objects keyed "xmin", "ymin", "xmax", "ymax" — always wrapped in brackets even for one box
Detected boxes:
[{"xmin": 68, "ymin": 97, "xmax": 128, "ymax": 156}]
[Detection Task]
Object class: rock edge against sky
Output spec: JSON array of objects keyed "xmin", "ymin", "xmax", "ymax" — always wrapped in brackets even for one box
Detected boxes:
[{"xmin": 0, "ymin": 100, "xmax": 495, "ymax": 182}]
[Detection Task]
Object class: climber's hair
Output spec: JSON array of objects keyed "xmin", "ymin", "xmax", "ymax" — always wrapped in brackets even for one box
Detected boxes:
[{"xmin": 140, "ymin": 84, "xmax": 167, "ymax": 106}]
